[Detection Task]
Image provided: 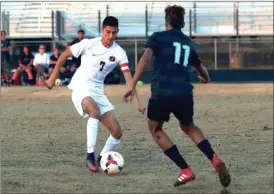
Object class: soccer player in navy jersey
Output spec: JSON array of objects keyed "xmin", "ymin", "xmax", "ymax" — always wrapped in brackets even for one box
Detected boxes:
[{"xmin": 123, "ymin": 5, "xmax": 230, "ymax": 187}]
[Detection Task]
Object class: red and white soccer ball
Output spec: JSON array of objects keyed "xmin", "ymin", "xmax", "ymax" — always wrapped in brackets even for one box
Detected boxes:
[{"xmin": 100, "ymin": 151, "xmax": 124, "ymax": 174}]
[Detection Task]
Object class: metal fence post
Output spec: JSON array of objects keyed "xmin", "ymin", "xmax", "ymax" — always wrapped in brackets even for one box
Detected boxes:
[
  {"xmin": 235, "ymin": 2, "xmax": 239, "ymax": 53},
  {"xmin": 135, "ymin": 40, "xmax": 138, "ymax": 70},
  {"xmin": 145, "ymin": 4, "xmax": 148, "ymax": 38},
  {"xmin": 106, "ymin": 5, "xmax": 109, "ymax": 17},
  {"xmin": 189, "ymin": 9, "xmax": 192, "ymax": 37},
  {"xmin": 214, "ymin": 39, "xmax": 218, "ymax": 70},
  {"xmin": 51, "ymin": 10, "xmax": 56, "ymax": 50},
  {"xmin": 193, "ymin": 2, "xmax": 196, "ymax": 34},
  {"xmin": 98, "ymin": 10, "xmax": 101, "ymax": 34},
  {"xmin": 56, "ymin": 11, "xmax": 61, "ymax": 40},
  {"xmin": 229, "ymin": 41, "xmax": 232, "ymax": 68}
]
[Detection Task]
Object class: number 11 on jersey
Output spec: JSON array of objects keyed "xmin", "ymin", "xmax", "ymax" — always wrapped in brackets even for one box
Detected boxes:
[{"xmin": 173, "ymin": 42, "xmax": 190, "ymax": 67}]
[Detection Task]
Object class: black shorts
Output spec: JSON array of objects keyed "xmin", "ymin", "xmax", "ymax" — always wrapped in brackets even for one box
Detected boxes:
[{"xmin": 147, "ymin": 95, "xmax": 194, "ymax": 125}]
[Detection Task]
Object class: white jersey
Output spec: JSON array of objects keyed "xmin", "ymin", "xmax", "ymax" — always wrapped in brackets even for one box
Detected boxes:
[{"xmin": 67, "ymin": 37, "xmax": 130, "ymax": 94}]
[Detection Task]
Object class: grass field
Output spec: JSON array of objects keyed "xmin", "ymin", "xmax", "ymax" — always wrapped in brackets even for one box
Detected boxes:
[{"xmin": 1, "ymin": 83, "xmax": 273, "ymax": 193}]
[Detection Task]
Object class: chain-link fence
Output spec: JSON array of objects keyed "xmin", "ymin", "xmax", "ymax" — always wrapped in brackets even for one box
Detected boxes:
[{"xmin": 8, "ymin": 37, "xmax": 273, "ymax": 71}]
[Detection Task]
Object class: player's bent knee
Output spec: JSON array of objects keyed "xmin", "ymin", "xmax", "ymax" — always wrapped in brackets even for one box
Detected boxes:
[
  {"xmin": 89, "ymin": 111, "xmax": 100, "ymax": 119},
  {"xmin": 111, "ymin": 129, "xmax": 122, "ymax": 139},
  {"xmin": 149, "ymin": 125, "xmax": 162, "ymax": 136},
  {"xmin": 180, "ymin": 121, "xmax": 196, "ymax": 133}
]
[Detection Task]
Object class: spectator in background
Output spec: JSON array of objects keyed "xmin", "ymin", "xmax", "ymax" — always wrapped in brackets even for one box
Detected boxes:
[
  {"xmin": 11, "ymin": 46, "xmax": 34, "ymax": 85},
  {"xmin": 48, "ymin": 48, "xmax": 60, "ymax": 77},
  {"xmin": 63, "ymin": 42, "xmax": 77, "ymax": 72},
  {"xmin": 71, "ymin": 30, "xmax": 85, "ymax": 68},
  {"xmin": 33, "ymin": 44, "xmax": 49, "ymax": 83},
  {"xmin": 1, "ymin": 30, "xmax": 11, "ymax": 84},
  {"xmin": 72, "ymin": 29, "xmax": 85, "ymax": 44},
  {"xmin": 59, "ymin": 42, "xmax": 77, "ymax": 84}
]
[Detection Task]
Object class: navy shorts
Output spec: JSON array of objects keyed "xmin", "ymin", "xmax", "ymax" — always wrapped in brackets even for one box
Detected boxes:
[{"xmin": 147, "ymin": 95, "xmax": 194, "ymax": 125}]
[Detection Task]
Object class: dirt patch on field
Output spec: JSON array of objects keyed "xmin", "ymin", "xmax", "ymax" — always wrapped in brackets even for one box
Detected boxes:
[{"xmin": 1, "ymin": 84, "xmax": 273, "ymax": 193}]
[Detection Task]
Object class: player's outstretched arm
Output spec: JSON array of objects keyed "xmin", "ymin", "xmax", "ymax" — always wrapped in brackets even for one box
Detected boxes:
[
  {"xmin": 45, "ymin": 49, "xmax": 73, "ymax": 90},
  {"xmin": 195, "ymin": 63, "xmax": 210, "ymax": 84},
  {"xmin": 123, "ymin": 71, "xmax": 146, "ymax": 114},
  {"xmin": 123, "ymin": 48, "xmax": 153, "ymax": 102}
]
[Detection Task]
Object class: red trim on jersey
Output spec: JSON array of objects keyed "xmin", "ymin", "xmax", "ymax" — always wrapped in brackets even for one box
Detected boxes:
[
  {"xmin": 120, "ymin": 63, "xmax": 129, "ymax": 67},
  {"xmin": 122, "ymin": 69, "xmax": 130, "ymax": 73},
  {"xmin": 120, "ymin": 63, "xmax": 130, "ymax": 73}
]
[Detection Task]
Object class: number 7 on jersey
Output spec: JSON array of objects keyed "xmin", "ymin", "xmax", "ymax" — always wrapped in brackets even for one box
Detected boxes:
[
  {"xmin": 173, "ymin": 42, "xmax": 190, "ymax": 67},
  {"xmin": 100, "ymin": 61, "xmax": 106, "ymax": 71}
]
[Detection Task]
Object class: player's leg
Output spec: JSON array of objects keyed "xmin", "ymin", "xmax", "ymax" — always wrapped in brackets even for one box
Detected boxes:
[
  {"xmin": 81, "ymin": 97, "xmax": 101, "ymax": 172},
  {"xmin": 24, "ymin": 67, "xmax": 34, "ymax": 82},
  {"xmin": 147, "ymin": 98, "xmax": 195, "ymax": 186},
  {"xmin": 174, "ymin": 95, "xmax": 231, "ymax": 187},
  {"xmin": 97, "ymin": 110, "xmax": 122, "ymax": 166},
  {"xmin": 11, "ymin": 67, "xmax": 23, "ymax": 82},
  {"xmin": 2, "ymin": 60, "xmax": 10, "ymax": 84},
  {"xmin": 180, "ymin": 122, "xmax": 230, "ymax": 187}
]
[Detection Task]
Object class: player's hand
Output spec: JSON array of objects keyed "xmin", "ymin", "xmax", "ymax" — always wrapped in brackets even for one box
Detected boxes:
[
  {"xmin": 136, "ymin": 104, "xmax": 146, "ymax": 115},
  {"xmin": 198, "ymin": 75, "xmax": 209, "ymax": 84},
  {"xmin": 45, "ymin": 78, "xmax": 55, "ymax": 90},
  {"xmin": 123, "ymin": 87, "xmax": 136, "ymax": 103}
]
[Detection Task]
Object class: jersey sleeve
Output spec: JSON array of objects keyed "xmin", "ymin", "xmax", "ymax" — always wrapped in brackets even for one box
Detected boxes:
[
  {"xmin": 145, "ymin": 32, "xmax": 158, "ymax": 53},
  {"xmin": 50, "ymin": 55, "xmax": 55, "ymax": 61},
  {"xmin": 70, "ymin": 39, "xmax": 89, "ymax": 58},
  {"xmin": 119, "ymin": 50, "xmax": 130, "ymax": 73},
  {"xmin": 189, "ymin": 46, "xmax": 201, "ymax": 68}
]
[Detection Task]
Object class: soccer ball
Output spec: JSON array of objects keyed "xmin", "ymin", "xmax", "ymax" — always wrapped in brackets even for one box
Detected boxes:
[
  {"xmin": 55, "ymin": 78, "xmax": 62, "ymax": 86},
  {"xmin": 100, "ymin": 151, "xmax": 124, "ymax": 174}
]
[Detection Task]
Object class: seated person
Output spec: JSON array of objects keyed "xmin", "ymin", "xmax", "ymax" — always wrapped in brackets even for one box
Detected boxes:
[
  {"xmin": 11, "ymin": 46, "xmax": 34, "ymax": 85},
  {"xmin": 49, "ymin": 48, "xmax": 60, "ymax": 77},
  {"xmin": 59, "ymin": 43, "xmax": 77, "ymax": 84},
  {"xmin": 33, "ymin": 44, "xmax": 49, "ymax": 83}
]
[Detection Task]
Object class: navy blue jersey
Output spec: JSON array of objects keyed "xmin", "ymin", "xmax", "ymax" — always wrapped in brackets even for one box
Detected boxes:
[
  {"xmin": 146, "ymin": 29, "xmax": 201, "ymax": 98},
  {"xmin": 19, "ymin": 52, "xmax": 34, "ymax": 66},
  {"xmin": 1, "ymin": 39, "xmax": 11, "ymax": 62}
]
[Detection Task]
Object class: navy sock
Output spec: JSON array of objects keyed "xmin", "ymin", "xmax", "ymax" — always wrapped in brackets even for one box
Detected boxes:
[
  {"xmin": 197, "ymin": 139, "xmax": 215, "ymax": 161},
  {"xmin": 87, "ymin": 153, "xmax": 96, "ymax": 165},
  {"xmin": 97, "ymin": 155, "xmax": 102, "ymax": 162},
  {"xmin": 164, "ymin": 145, "xmax": 188, "ymax": 169}
]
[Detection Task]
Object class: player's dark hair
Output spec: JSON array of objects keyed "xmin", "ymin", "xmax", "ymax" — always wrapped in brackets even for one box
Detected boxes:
[
  {"xmin": 78, "ymin": 30, "xmax": 85, "ymax": 34},
  {"xmin": 102, "ymin": 16, "xmax": 119, "ymax": 28},
  {"xmin": 165, "ymin": 5, "xmax": 185, "ymax": 29},
  {"xmin": 1, "ymin": 30, "xmax": 6, "ymax": 35}
]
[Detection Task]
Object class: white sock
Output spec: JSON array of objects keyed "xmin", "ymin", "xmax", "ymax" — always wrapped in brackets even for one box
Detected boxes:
[
  {"xmin": 100, "ymin": 135, "xmax": 120, "ymax": 156},
  {"xmin": 87, "ymin": 117, "xmax": 99, "ymax": 153}
]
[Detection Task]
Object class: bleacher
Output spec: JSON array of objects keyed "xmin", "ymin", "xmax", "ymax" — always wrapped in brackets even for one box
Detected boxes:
[
  {"xmin": 238, "ymin": 2, "xmax": 273, "ymax": 35},
  {"xmin": 1, "ymin": 2, "xmax": 273, "ymax": 38}
]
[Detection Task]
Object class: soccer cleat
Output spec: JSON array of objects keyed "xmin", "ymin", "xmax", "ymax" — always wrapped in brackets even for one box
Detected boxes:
[
  {"xmin": 173, "ymin": 166, "xmax": 196, "ymax": 187},
  {"xmin": 212, "ymin": 154, "xmax": 231, "ymax": 187},
  {"xmin": 86, "ymin": 153, "xmax": 99, "ymax": 173},
  {"xmin": 87, "ymin": 160, "xmax": 99, "ymax": 173}
]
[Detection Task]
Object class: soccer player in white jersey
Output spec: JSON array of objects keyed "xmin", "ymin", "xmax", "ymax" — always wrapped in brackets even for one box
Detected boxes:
[{"xmin": 45, "ymin": 16, "xmax": 145, "ymax": 172}]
